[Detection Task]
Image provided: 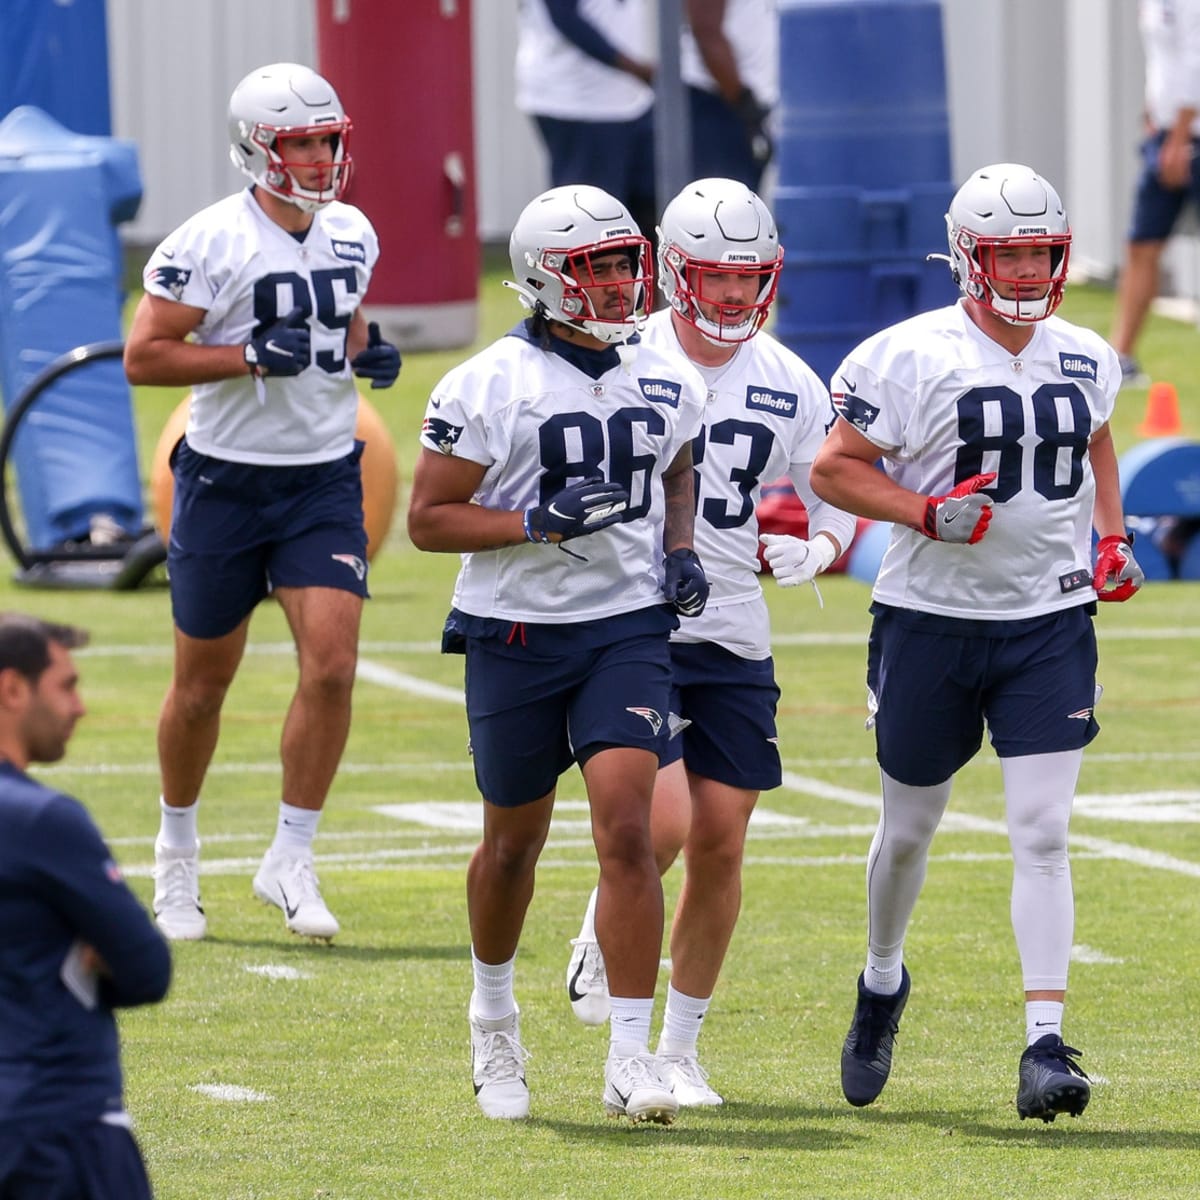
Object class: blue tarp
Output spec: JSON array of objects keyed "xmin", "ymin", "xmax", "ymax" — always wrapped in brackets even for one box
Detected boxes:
[{"xmin": 0, "ymin": 106, "xmax": 145, "ymax": 549}]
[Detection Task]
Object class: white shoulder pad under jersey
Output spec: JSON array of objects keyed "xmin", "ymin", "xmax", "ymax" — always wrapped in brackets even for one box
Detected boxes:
[
  {"xmin": 420, "ymin": 331, "xmax": 707, "ymax": 624},
  {"xmin": 142, "ymin": 189, "xmax": 379, "ymax": 465},
  {"xmin": 643, "ymin": 313, "xmax": 834, "ymax": 656},
  {"xmin": 832, "ymin": 303, "xmax": 1120, "ymax": 620}
]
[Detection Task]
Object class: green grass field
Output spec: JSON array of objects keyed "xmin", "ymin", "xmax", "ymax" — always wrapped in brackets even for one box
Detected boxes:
[{"xmin": 9, "ymin": 267, "xmax": 1200, "ymax": 1199}]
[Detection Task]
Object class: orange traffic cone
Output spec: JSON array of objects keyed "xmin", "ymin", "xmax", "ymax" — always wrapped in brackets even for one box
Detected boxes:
[{"xmin": 1137, "ymin": 380, "xmax": 1183, "ymax": 437}]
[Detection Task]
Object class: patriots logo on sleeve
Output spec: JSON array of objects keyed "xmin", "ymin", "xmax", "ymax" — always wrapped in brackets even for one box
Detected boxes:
[
  {"xmin": 831, "ymin": 379, "xmax": 880, "ymax": 431},
  {"xmin": 148, "ymin": 265, "xmax": 192, "ymax": 300},
  {"xmin": 422, "ymin": 416, "xmax": 464, "ymax": 455}
]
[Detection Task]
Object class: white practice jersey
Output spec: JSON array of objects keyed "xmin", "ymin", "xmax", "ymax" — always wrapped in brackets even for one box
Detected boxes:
[
  {"xmin": 1140, "ymin": 0, "xmax": 1200, "ymax": 135},
  {"xmin": 420, "ymin": 328, "xmax": 706, "ymax": 624},
  {"xmin": 515, "ymin": 0, "xmax": 654, "ymax": 121},
  {"xmin": 643, "ymin": 312, "xmax": 855, "ymax": 659},
  {"xmin": 832, "ymin": 303, "xmax": 1120, "ymax": 621},
  {"xmin": 142, "ymin": 189, "xmax": 379, "ymax": 466}
]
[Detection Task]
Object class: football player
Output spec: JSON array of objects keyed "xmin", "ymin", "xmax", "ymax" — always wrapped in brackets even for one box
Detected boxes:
[
  {"xmin": 124, "ymin": 63, "xmax": 401, "ymax": 944},
  {"xmin": 562, "ymin": 178, "xmax": 856, "ymax": 1106},
  {"xmin": 809, "ymin": 163, "xmax": 1144, "ymax": 1123},
  {"xmin": 407, "ymin": 184, "xmax": 709, "ymax": 1125}
]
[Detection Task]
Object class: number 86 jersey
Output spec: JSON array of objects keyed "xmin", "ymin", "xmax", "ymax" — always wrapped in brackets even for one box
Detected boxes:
[{"xmin": 832, "ymin": 303, "xmax": 1121, "ymax": 620}]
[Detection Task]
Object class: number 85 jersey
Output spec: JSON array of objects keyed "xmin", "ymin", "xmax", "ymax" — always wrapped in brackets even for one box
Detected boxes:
[{"xmin": 833, "ymin": 303, "xmax": 1121, "ymax": 620}]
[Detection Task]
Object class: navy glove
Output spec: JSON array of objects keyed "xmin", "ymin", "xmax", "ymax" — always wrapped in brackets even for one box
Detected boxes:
[
  {"xmin": 244, "ymin": 306, "xmax": 310, "ymax": 377},
  {"xmin": 352, "ymin": 321, "xmax": 402, "ymax": 389},
  {"xmin": 524, "ymin": 478, "xmax": 629, "ymax": 542},
  {"xmin": 734, "ymin": 87, "xmax": 774, "ymax": 167},
  {"xmin": 663, "ymin": 547, "xmax": 709, "ymax": 617}
]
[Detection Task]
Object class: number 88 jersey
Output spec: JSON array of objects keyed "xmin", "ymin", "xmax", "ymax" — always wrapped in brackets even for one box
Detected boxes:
[{"xmin": 833, "ymin": 303, "xmax": 1120, "ymax": 620}]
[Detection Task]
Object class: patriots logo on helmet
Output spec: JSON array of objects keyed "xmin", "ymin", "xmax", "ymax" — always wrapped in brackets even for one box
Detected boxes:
[
  {"xmin": 831, "ymin": 384, "xmax": 881, "ymax": 432},
  {"xmin": 422, "ymin": 416, "xmax": 464, "ymax": 455},
  {"xmin": 149, "ymin": 265, "xmax": 192, "ymax": 300}
]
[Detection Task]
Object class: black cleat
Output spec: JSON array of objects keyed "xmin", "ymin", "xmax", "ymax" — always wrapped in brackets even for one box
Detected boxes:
[
  {"xmin": 841, "ymin": 966, "xmax": 911, "ymax": 1106},
  {"xmin": 1016, "ymin": 1034, "xmax": 1091, "ymax": 1123}
]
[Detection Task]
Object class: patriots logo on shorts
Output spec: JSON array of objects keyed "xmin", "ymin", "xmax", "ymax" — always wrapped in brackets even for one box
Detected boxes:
[
  {"xmin": 330, "ymin": 553, "xmax": 366, "ymax": 581},
  {"xmin": 626, "ymin": 706, "xmax": 663, "ymax": 735},
  {"xmin": 422, "ymin": 416, "xmax": 464, "ymax": 455},
  {"xmin": 149, "ymin": 265, "xmax": 192, "ymax": 300},
  {"xmin": 831, "ymin": 381, "xmax": 881, "ymax": 432}
]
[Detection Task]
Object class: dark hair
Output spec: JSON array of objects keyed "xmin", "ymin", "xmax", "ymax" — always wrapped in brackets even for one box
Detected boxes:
[{"xmin": 0, "ymin": 614, "xmax": 89, "ymax": 682}]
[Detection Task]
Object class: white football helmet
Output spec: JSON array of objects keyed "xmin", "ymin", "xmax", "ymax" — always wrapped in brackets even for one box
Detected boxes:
[
  {"xmin": 228, "ymin": 63, "xmax": 353, "ymax": 213},
  {"xmin": 945, "ymin": 163, "xmax": 1071, "ymax": 324},
  {"xmin": 657, "ymin": 178, "xmax": 783, "ymax": 344},
  {"xmin": 506, "ymin": 185, "xmax": 652, "ymax": 344}
]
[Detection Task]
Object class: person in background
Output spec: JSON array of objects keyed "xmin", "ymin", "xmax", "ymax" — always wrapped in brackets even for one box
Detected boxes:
[
  {"xmin": 564, "ymin": 177, "xmax": 855, "ymax": 1107},
  {"xmin": 515, "ymin": 0, "xmax": 658, "ymax": 240},
  {"xmin": 683, "ymin": 0, "xmax": 779, "ymax": 193},
  {"xmin": 1110, "ymin": 0, "xmax": 1200, "ymax": 387},
  {"xmin": 407, "ymin": 183, "xmax": 709, "ymax": 1125},
  {"xmin": 123, "ymin": 62, "xmax": 401, "ymax": 944},
  {"xmin": 0, "ymin": 614, "xmax": 172, "ymax": 1199},
  {"xmin": 810, "ymin": 163, "xmax": 1143, "ymax": 1124}
]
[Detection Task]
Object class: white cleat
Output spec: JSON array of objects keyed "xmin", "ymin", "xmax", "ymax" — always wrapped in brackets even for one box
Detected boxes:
[
  {"xmin": 153, "ymin": 839, "xmax": 207, "ymax": 941},
  {"xmin": 470, "ymin": 1002, "xmax": 530, "ymax": 1119},
  {"xmin": 658, "ymin": 1049, "xmax": 724, "ymax": 1107},
  {"xmin": 603, "ymin": 1052, "xmax": 679, "ymax": 1125},
  {"xmin": 566, "ymin": 887, "xmax": 610, "ymax": 1025},
  {"xmin": 252, "ymin": 848, "xmax": 339, "ymax": 940}
]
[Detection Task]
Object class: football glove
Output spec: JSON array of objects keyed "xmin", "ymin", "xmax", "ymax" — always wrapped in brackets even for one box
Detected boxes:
[
  {"xmin": 244, "ymin": 306, "xmax": 310, "ymax": 377},
  {"xmin": 663, "ymin": 547, "xmax": 710, "ymax": 617},
  {"xmin": 1093, "ymin": 534, "xmax": 1144, "ymax": 602},
  {"xmin": 734, "ymin": 86, "xmax": 774, "ymax": 166},
  {"xmin": 920, "ymin": 472, "xmax": 997, "ymax": 544},
  {"xmin": 352, "ymin": 322, "xmax": 402, "ymax": 389},
  {"xmin": 759, "ymin": 533, "xmax": 837, "ymax": 587},
  {"xmin": 524, "ymin": 478, "xmax": 629, "ymax": 543}
]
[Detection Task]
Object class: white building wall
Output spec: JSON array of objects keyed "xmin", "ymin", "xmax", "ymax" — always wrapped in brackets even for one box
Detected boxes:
[{"xmin": 104, "ymin": 0, "xmax": 1177, "ymax": 297}]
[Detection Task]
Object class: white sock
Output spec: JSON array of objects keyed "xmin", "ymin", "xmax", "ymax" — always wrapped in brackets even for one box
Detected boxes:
[
  {"xmin": 1026, "ymin": 1000, "xmax": 1064, "ymax": 1045},
  {"xmin": 609, "ymin": 996, "xmax": 654, "ymax": 1056},
  {"xmin": 578, "ymin": 885, "xmax": 599, "ymax": 942},
  {"xmin": 659, "ymin": 984, "xmax": 710, "ymax": 1054},
  {"xmin": 270, "ymin": 802, "xmax": 320, "ymax": 856},
  {"xmin": 864, "ymin": 953, "xmax": 905, "ymax": 996},
  {"xmin": 157, "ymin": 796, "xmax": 199, "ymax": 851},
  {"xmin": 470, "ymin": 949, "xmax": 516, "ymax": 1021}
]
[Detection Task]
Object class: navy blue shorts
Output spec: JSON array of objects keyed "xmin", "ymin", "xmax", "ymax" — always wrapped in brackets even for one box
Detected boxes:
[
  {"xmin": 866, "ymin": 603, "xmax": 1100, "ymax": 787},
  {"xmin": 457, "ymin": 609, "xmax": 674, "ymax": 808},
  {"xmin": 1128, "ymin": 132, "xmax": 1200, "ymax": 241},
  {"xmin": 659, "ymin": 641, "xmax": 782, "ymax": 791},
  {"xmin": 533, "ymin": 111, "xmax": 656, "ymax": 213},
  {"xmin": 0, "ymin": 1120, "xmax": 153, "ymax": 1200},
  {"xmin": 168, "ymin": 438, "xmax": 369, "ymax": 639}
]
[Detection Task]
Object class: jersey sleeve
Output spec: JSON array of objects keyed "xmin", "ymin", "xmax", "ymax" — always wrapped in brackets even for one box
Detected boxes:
[
  {"xmin": 141, "ymin": 215, "xmax": 218, "ymax": 311},
  {"xmin": 419, "ymin": 353, "xmax": 503, "ymax": 468},
  {"xmin": 830, "ymin": 347, "xmax": 918, "ymax": 457},
  {"xmin": 33, "ymin": 795, "xmax": 171, "ymax": 1009}
]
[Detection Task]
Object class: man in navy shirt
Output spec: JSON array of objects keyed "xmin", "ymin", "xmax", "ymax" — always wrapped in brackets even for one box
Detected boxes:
[{"xmin": 0, "ymin": 614, "xmax": 171, "ymax": 1199}]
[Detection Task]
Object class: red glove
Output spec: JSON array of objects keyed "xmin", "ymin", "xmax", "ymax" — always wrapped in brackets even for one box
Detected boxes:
[
  {"xmin": 920, "ymin": 472, "xmax": 997, "ymax": 544},
  {"xmin": 1093, "ymin": 534, "xmax": 1144, "ymax": 602}
]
